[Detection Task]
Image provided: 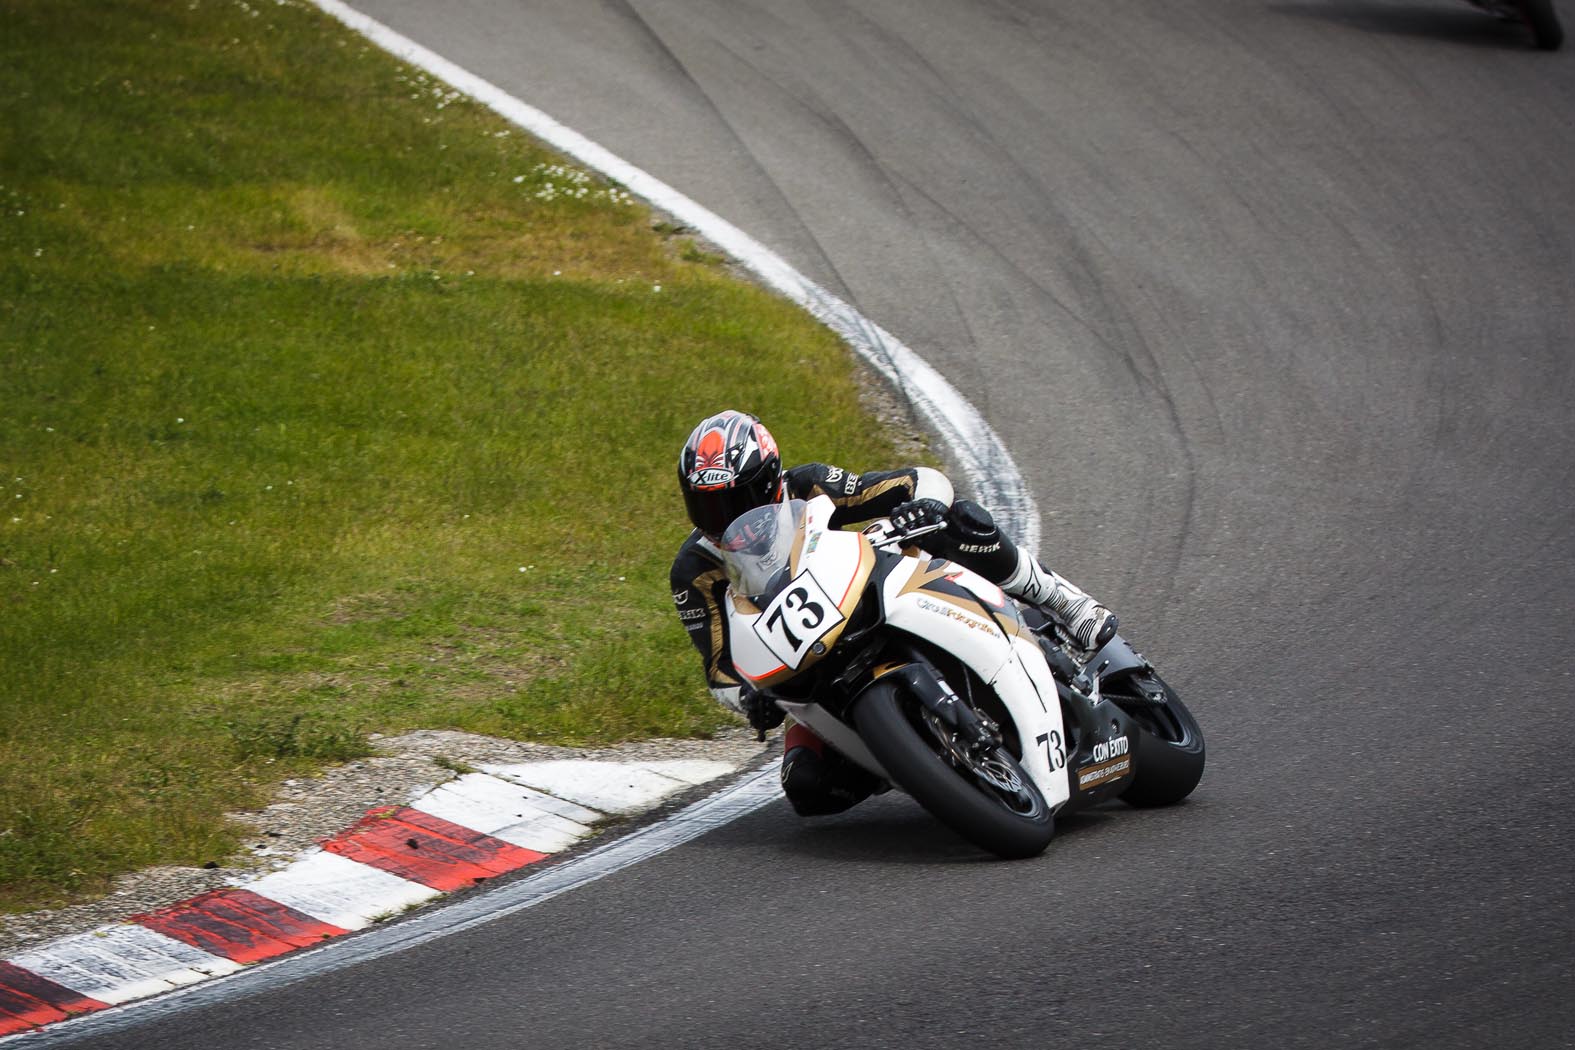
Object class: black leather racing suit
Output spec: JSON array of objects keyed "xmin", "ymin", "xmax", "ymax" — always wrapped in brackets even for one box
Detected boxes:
[{"xmin": 669, "ymin": 463, "xmax": 1019, "ymax": 712}]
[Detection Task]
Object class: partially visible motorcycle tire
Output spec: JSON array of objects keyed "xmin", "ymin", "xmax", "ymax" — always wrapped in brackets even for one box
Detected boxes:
[
  {"xmin": 853, "ymin": 679, "xmax": 1054, "ymax": 859},
  {"xmin": 1104, "ymin": 672, "xmax": 1206, "ymax": 808},
  {"xmin": 1520, "ymin": 0, "xmax": 1564, "ymax": 49}
]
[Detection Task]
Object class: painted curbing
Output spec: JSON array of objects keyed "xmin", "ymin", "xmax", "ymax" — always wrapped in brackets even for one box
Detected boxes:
[{"xmin": 0, "ymin": 759, "xmax": 736, "ymax": 1037}]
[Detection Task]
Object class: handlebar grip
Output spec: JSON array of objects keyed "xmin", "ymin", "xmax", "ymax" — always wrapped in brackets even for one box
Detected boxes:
[
  {"xmin": 863, "ymin": 517, "xmax": 948, "ymax": 548},
  {"xmin": 893, "ymin": 520, "xmax": 948, "ymax": 544}
]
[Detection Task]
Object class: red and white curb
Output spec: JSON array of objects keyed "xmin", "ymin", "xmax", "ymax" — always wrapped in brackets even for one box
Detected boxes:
[{"xmin": 0, "ymin": 759, "xmax": 737, "ymax": 1037}]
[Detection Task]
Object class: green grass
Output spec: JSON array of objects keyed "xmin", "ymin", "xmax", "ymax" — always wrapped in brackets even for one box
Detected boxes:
[{"xmin": 0, "ymin": 0, "xmax": 909, "ymax": 912}]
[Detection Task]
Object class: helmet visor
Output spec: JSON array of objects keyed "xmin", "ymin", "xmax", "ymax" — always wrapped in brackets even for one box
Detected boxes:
[{"xmin": 684, "ymin": 477, "xmax": 779, "ymax": 540}]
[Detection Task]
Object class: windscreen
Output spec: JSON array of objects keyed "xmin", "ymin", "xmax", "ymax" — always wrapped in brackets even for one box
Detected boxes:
[{"xmin": 719, "ymin": 499, "xmax": 805, "ymax": 602}]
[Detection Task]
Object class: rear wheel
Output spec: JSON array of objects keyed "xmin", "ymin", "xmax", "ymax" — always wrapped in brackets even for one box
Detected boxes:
[
  {"xmin": 1103, "ymin": 671, "xmax": 1206, "ymax": 808},
  {"xmin": 853, "ymin": 679, "xmax": 1054, "ymax": 859},
  {"xmin": 1520, "ymin": 0, "xmax": 1564, "ymax": 49}
]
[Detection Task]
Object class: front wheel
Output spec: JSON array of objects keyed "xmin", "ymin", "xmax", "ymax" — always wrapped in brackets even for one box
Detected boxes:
[
  {"xmin": 1103, "ymin": 671, "xmax": 1206, "ymax": 808},
  {"xmin": 853, "ymin": 680, "xmax": 1054, "ymax": 859}
]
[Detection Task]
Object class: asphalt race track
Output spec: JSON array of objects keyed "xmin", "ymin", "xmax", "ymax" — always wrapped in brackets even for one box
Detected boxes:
[{"xmin": 49, "ymin": 1, "xmax": 1575, "ymax": 1047}]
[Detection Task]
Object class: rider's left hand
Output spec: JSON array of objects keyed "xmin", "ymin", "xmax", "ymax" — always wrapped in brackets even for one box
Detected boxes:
[{"xmin": 740, "ymin": 683, "xmax": 785, "ymax": 739}]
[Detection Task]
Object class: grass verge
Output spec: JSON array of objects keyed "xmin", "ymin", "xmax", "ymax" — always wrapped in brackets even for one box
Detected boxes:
[{"xmin": 0, "ymin": 0, "xmax": 910, "ymax": 912}]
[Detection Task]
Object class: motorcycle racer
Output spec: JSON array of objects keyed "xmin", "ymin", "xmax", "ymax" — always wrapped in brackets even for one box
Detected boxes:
[{"xmin": 671, "ymin": 408, "xmax": 1118, "ymax": 816}]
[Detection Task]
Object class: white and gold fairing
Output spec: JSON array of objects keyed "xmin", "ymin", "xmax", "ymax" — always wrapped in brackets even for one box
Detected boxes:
[
  {"xmin": 723, "ymin": 495, "xmax": 1071, "ymax": 811},
  {"xmin": 879, "ymin": 553, "xmax": 1072, "ymax": 811},
  {"xmin": 725, "ymin": 496, "xmax": 874, "ymax": 688}
]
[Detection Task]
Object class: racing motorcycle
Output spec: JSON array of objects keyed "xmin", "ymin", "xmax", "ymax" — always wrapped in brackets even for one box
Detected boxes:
[
  {"xmin": 1465, "ymin": 0, "xmax": 1564, "ymax": 49},
  {"xmin": 719, "ymin": 494, "xmax": 1204, "ymax": 859}
]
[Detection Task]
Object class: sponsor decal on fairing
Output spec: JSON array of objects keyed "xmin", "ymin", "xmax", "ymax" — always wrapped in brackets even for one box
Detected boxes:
[
  {"xmin": 1092, "ymin": 736, "xmax": 1129, "ymax": 763},
  {"xmin": 1076, "ymin": 736, "xmax": 1133, "ymax": 791},
  {"xmin": 1076, "ymin": 758, "xmax": 1131, "ymax": 790},
  {"xmin": 915, "ymin": 596, "xmax": 999, "ymax": 636}
]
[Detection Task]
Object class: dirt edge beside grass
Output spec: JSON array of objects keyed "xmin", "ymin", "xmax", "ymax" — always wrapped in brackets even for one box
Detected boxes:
[{"xmin": 0, "ymin": 726, "xmax": 771, "ymax": 957}]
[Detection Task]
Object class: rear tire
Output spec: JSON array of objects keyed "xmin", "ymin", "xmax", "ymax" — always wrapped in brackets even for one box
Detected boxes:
[
  {"xmin": 853, "ymin": 680, "xmax": 1054, "ymax": 859},
  {"xmin": 1521, "ymin": 0, "xmax": 1565, "ymax": 49},
  {"xmin": 1104, "ymin": 672, "xmax": 1206, "ymax": 808}
]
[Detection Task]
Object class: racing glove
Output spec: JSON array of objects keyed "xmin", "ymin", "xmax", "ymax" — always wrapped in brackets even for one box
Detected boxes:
[
  {"xmin": 740, "ymin": 682, "xmax": 785, "ymax": 739},
  {"xmin": 889, "ymin": 498, "xmax": 951, "ymax": 536}
]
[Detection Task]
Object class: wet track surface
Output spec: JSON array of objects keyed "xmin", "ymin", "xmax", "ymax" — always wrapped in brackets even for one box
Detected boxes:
[{"xmin": 50, "ymin": 1, "xmax": 1575, "ymax": 1047}]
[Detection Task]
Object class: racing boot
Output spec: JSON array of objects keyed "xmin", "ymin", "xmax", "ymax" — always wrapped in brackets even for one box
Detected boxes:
[
  {"xmin": 780, "ymin": 724, "xmax": 880, "ymax": 817},
  {"xmin": 1002, "ymin": 549, "xmax": 1118, "ymax": 652}
]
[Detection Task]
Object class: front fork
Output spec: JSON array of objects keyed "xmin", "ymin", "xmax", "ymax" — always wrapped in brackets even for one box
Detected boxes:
[
  {"xmin": 778, "ymin": 658, "xmax": 1010, "ymax": 788},
  {"xmin": 882, "ymin": 644, "xmax": 1069, "ymax": 809},
  {"xmin": 879, "ymin": 660, "xmax": 1000, "ymax": 753}
]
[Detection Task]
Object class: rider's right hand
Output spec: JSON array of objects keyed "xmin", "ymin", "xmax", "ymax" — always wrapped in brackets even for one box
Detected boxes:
[{"xmin": 889, "ymin": 498, "xmax": 950, "ymax": 536}]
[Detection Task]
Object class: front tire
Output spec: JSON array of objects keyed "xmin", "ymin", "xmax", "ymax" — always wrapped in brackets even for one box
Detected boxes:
[
  {"xmin": 853, "ymin": 680, "xmax": 1054, "ymax": 859},
  {"xmin": 1104, "ymin": 672, "xmax": 1206, "ymax": 808}
]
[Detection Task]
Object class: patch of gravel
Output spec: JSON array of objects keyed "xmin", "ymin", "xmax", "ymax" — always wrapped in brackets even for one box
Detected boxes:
[
  {"xmin": 0, "ymin": 727, "xmax": 771, "ymax": 959},
  {"xmin": 851, "ymin": 357, "xmax": 936, "ymax": 468}
]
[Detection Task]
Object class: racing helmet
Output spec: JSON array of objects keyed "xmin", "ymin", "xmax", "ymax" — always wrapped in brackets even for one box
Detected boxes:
[{"xmin": 678, "ymin": 410, "xmax": 784, "ymax": 539}]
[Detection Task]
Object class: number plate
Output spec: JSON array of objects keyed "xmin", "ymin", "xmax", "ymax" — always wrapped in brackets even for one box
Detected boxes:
[{"xmin": 753, "ymin": 571, "xmax": 846, "ymax": 670}]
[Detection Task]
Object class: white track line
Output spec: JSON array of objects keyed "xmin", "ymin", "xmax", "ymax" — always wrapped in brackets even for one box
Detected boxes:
[
  {"xmin": 0, "ymin": 760, "xmax": 753, "ymax": 1041},
  {"xmin": 21, "ymin": 763, "xmax": 784, "ymax": 1045},
  {"xmin": 309, "ymin": 0, "xmax": 1040, "ymax": 553}
]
